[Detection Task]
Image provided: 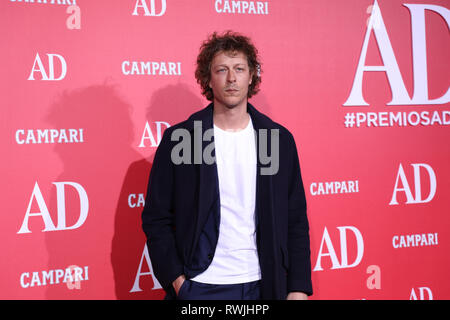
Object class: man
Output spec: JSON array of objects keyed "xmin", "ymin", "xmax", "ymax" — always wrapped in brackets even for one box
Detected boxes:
[{"xmin": 142, "ymin": 31, "xmax": 312, "ymax": 300}]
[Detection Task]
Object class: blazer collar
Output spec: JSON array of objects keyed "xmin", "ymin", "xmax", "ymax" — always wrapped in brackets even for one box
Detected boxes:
[{"xmin": 186, "ymin": 102, "xmax": 275, "ymax": 132}]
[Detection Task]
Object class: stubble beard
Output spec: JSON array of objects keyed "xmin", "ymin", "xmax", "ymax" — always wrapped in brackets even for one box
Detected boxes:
[{"xmin": 218, "ymin": 90, "xmax": 249, "ymax": 110}]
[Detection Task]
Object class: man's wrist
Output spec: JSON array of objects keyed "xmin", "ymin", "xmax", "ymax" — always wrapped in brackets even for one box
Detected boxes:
[
  {"xmin": 287, "ymin": 291, "xmax": 308, "ymax": 300},
  {"xmin": 172, "ymin": 275, "xmax": 186, "ymax": 295}
]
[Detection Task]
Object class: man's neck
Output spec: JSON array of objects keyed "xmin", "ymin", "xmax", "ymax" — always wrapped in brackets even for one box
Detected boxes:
[{"xmin": 213, "ymin": 100, "xmax": 250, "ymax": 132}]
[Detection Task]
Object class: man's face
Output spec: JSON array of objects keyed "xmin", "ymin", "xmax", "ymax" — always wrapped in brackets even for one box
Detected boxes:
[{"xmin": 209, "ymin": 50, "xmax": 253, "ymax": 109}]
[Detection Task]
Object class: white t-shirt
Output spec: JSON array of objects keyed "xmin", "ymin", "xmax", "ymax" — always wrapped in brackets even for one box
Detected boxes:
[{"xmin": 192, "ymin": 116, "xmax": 261, "ymax": 284}]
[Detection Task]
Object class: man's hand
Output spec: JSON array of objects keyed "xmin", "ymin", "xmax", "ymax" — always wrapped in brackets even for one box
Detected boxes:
[
  {"xmin": 287, "ymin": 292, "xmax": 308, "ymax": 300},
  {"xmin": 172, "ymin": 275, "xmax": 186, "ymax": 296}
]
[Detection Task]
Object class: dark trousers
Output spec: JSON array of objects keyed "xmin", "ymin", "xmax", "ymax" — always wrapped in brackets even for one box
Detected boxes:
[{"xmin": 177, "ymin": 279, "xmax": 261, "ymax": 300}]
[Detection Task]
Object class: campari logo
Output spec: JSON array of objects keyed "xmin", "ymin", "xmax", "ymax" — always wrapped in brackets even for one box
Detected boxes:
[
  {"xmin": 10, "ymin": 0, "xmax": 77, "ymax": 5},
  {"xmin": 214, "ymin": 0, "xmax": 269, "ymax": 15}
]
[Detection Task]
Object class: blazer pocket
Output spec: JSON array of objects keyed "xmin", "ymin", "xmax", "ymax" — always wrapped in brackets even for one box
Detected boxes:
[
  {"xmin": 280, "ymin": 246, "xmax": 289, "ymax": 271},
  {"xmin": 177, "ymin": 279, "xmax": 190, "ymax": 300}
]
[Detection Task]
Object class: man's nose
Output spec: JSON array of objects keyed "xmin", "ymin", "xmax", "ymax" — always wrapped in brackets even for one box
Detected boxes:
[{"xmin": 227, "ymin": 70, "xmax": 236, "ymax": 82}]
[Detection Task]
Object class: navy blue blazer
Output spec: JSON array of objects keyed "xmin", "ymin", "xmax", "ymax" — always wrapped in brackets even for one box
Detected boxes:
[{"xmin": 142, "ymin": 103, "xmax": 312, "ymax": 299}]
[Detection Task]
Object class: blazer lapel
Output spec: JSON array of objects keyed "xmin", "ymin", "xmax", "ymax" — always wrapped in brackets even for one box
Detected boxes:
[
  {"xmin": 247, "ymin": 103, "xmax": 275, "ymax": 230},
  {"xmin": 248, "ymin": 103, "xmax": 280, "ymax": 299},
  {"xmin": 189, "ymin": 104, "xmax": 220, "ymax": 256}
]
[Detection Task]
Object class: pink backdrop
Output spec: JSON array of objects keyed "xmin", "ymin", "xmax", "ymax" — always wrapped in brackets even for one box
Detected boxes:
[{"xmin": 1, "ymin": 0, "xmax": 449, "ymax": 300}]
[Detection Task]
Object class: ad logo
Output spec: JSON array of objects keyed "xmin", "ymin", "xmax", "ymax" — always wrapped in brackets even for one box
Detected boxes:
[
  {"xmin": 410, "ymin": 287, "xmax": 433, "ymax": 300},
  {"xmin": 313, "ymin": 226, "xmax": 364, "ymax": 271},
  {"xmin": 132, "ymin": 0, "xmax": 166, "ymax": 16},
  {"xmin": 18, "ymin": 182, "xmax": 89, "ymax": 234},
  {"xmin": 138, "ymin": 121, "xmax": 170, "ymax": 148},
  {"xmin": 130, "ymin": 243, "xmax": 162, "ymax": 292},
  {"xmin": 28, "ymin": 53, "xmax": 67, "ymax": 81},
  {"xmin": 344, "ymin": 0, "xmax": 450, "ymax": 106},
  {"xmin": 389, "ymin": 163, "xmax": 437, "ymax": 205}
]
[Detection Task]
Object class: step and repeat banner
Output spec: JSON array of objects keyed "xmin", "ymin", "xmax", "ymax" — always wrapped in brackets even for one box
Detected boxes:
[{"xmin": 1, "ymin": 0, "xmax": 449, "ymax": 300}]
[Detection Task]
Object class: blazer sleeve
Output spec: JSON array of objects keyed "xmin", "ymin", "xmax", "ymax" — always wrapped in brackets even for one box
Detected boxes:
[
  {"xmin": 286, "ymin": 133, "xmax": 313, "ymax": 296},
  {"xmin": 141, "ymin": 128, "xmax": 184, "ymax": 290}
]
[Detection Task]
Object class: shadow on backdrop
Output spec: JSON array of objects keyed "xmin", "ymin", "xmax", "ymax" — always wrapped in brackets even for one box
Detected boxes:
[
  {"xmin": 45, "ymin": 83, "xmax": 135, "ymax": 299},
  {"xmin": 111, "ymin": 83, "xmax": 202, "ymax": 299}
]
